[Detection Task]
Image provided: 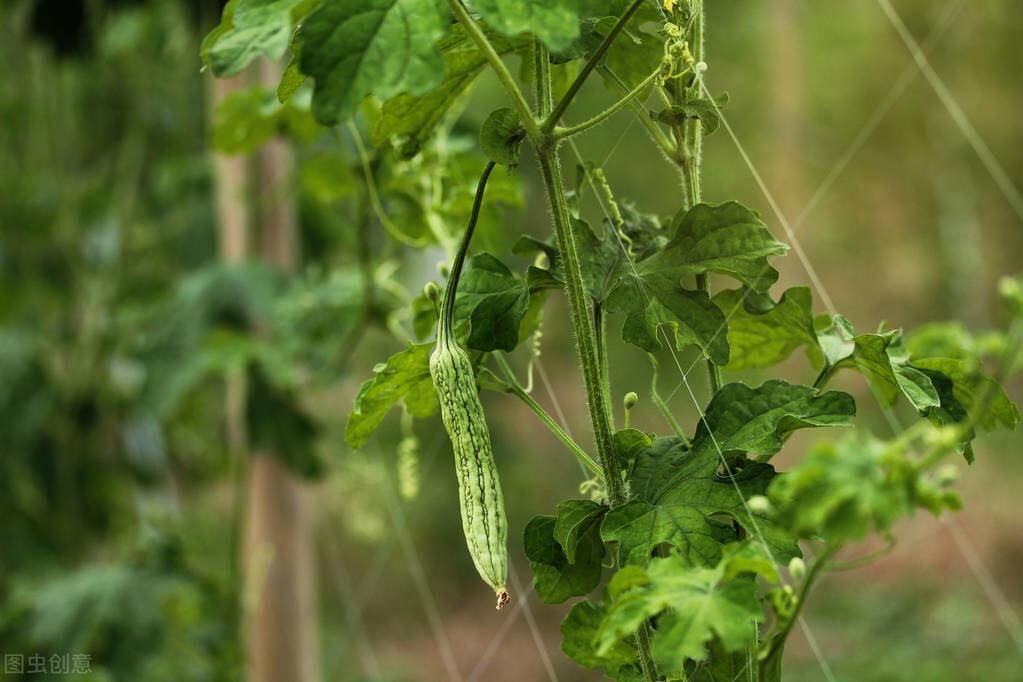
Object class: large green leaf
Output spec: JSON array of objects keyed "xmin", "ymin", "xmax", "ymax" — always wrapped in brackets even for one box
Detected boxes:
[
  {"xmin": 472, "ymin": 0, "xmax": 611, "ymax": 51},
  {"xmin": 202, "ymin": 0, "xmax": 315, "ymax": 77},
  {"xmin": 298, "ymin": 0, "xmax": 448, "ymax": 124},
  {"xmin": 602, "ymin": 381, "xmax": 853, "ymax": 567},
  {"xmin": 601, "ymin": 436, "xmax": 795, "ymax": 568},
  {"xmin": 713, "ymin": 287, "xmax": 816, "ymax": 370},
  {"xmin": 373, "ymin": 26, "xmax": 528, "ymax": 152},
  {"xmin": 693, "ymin": 380, "xmax": 857, "ymax": 459},
  {"xmin": 524, "ymin": 512, "xmax": 604, "ymax": 604},
  {"xmin": 345, "ymin": 343, "xmax": 437, "ymax": 448},
  {"xmin": 607, "ymin": 273, "xmax": 730, "ymax": 364},
  {"xmin": 640, "ymin": 202, "xmax": 788, "ymax": 293},
  {"xmin": 597, "ymin": 543, "xmax": 775, "ymax": 671},
  {"xmin": 455, "ymin": 253, "xmax": 531, "ymax": 352}
]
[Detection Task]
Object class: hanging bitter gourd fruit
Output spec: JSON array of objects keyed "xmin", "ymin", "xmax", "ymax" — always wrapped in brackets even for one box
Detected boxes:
[{"xmin": 429, "ymin": 161, "xmax": 510, "ymax": 609}]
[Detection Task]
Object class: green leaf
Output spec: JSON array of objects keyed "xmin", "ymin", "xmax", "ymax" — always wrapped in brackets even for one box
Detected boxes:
[
  {"xmin": 607, "ymin": 273, "xmax": 729, "ymax": 364},
  {"xmin": 554, "ymin": 499, "xmax": 608, "ymax": 563},
  {"xmin": 374, "ymin": 27, "xmax": 527, "ymax": 153},
  {"xmin": 601, "ymin": 435, "xmax": 796, "ymax": 568},
  {"xmin": 455, "ymin": 253, "xmax": 531, "ymax": 352},
  {"xmin": 694, "ymin": 380, "xmax": 857, "ymax": 459},
  {"xmin": 597, "ymin": 550, "xmax": 766, "ymax": 670},
  {"xmin": 561, "ymin": 600, "xmax": 638, "ymax": 676},
  {"xmin": 814, "ymin": 314, "xmax": 855, "ymax": 369},
  {"xmin": 913, "ymin": 357, "xmax": 1019, "ymax": 432},
  {"xmin": 202, "ymin": 0, "xmax": 314, "ymax": 77},
  {"xmin": 524, "ymin": 514, "xmax": 604, "ymax": 604},
  {"xmin": 480, "ymin": 108, "xmax": 526, "ymax": 166},
  {"xmin": 653, "ymin": 93, "xmax": 731, "ymax": 136},
  {"xmin": 472, "ymin": 0, "xmax": 610, "ymax": 51},
  {"xmin": 713, "ymin": 286, "xmax": 817, "ymax": 370},
  {"xmin": 345, "ymin": 343, "xmax": 437, "ymax": 448},
  {"xmin": 769, "ymin": 433, "xmax": 916, "ymax": 542},
  {"xmin": 640, "ymin": 202, "xmax": 789, "ymax": 293},
  {"xmin": 839, "ymin": 332, "xmax": 940, "ymax": 412},
  {"xmin": 298, "ymin": 0, "xmax": 447, "ymax": 124}
]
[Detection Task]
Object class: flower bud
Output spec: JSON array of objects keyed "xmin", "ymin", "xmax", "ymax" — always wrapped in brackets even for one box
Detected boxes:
[
  {"xmin": 788, "ymin": 557, "xmax": 806, "ymax": 582},
  {"xmin": 747, "ymin": 495, "xmax": 772, "ymax": 515},
  {"xmin": 624, "ymin": 392, "xmax": 639, "ymax": 410}
]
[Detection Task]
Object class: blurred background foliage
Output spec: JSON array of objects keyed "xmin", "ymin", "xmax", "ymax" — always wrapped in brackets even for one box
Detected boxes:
[{"xmin": 0, "ymin": 0, "xmax": 1020, "ymax": 680}]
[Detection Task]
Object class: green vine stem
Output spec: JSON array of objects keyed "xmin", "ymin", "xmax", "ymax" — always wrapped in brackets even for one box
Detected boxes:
[
  {"xmin": 543, "ymin": 0, "xmax": 646, "ymax": 133},
  {"xmin": 679, "ymin": 1, "xmax": 722, "ymax": 396},
  {"xmin": 555, "ymin": 68, "xmax": 662, "ymax": 140},
  {"xmin": 492, "ymin": 352, "xmax": 602, "ymax": 477},
  {"xmin": 758, "ymin": 543, "xmax": 840, "ymax": 677}
]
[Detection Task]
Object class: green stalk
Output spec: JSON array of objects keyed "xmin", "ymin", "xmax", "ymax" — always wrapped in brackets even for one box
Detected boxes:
[
  {"xmin": 535, "ymin": 41, "xmax": 659, "ymax": 682},
  {"xmin": 447, "ymin": 0, "xmax": 539, "ymax": 139},
  {"xmin": 492, "ymin": 353, "xmax": 602, "ymax": 477},
  {"xmin": 599, "ymin": 66, "xmax": 678, "ymax": 160},
  {"xmin": 555, "ymin": 68, "xmax": 662, "ymax": 140},
  {"xmin": 679, "ymin": 1, "xmax": 722, "ymax": 395},
  {"xmin": 536, "ymin": 151, "xmax": 624, "ymax": 503},
  {"xmin": 543, "ymin": 0, "xmax": 646, "ymax": 134},
  {"xmin": 758, "ymin": 544, "xmax": 840, "ymax": 678}
]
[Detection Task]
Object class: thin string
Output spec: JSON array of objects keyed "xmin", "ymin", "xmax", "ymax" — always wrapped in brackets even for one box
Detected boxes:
[
  {"xmin": 509, "ymin": 562, "xmax": 561, "ymax": 681},
  {"xmin": 563, "ymin": 135, "xmax": 839, "ymax": 681},
  {"xmin": 380, "ymin": 453, "xmax": 464, "ymax": 681},
  {"xmin": 691, "ymin": 34, "xmax": 1023, "ymax": 664},
  {"xmin": 794, "ymin": 0, "xmax": 965, "ymax": 230},
  {"xmin": 877, "ymin": 0, "xmax": 1023, "ymax": 223}
]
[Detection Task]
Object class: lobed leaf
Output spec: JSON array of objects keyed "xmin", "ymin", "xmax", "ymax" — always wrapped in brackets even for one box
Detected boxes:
[{"xmin": 344, "ymin": 343, "xmax": 437, "ymax": 448}]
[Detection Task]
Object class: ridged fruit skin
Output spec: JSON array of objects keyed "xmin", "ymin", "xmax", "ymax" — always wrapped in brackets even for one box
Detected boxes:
[{"xmin": 430, "ymin": 338, "xmax": 508, "ymax": 609}]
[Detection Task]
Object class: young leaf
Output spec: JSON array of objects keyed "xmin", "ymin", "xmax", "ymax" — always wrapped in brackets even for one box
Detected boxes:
[
  {"xmin": 455, "ymin": 253, "xmax": 531, "ymax": 352},
  {"xmin": 653, "ymin": 92, "xmax": 731, "ymax": 136},
  {"xmin": 713, "ymin": 286, "xmax": 817, "ymax": 370},
  {"xmin": 524, "ymin": 514, "xmax": 604, "ymax": 604},
  {"xmin": 298, "ymin": 0, "xmax": 448, "ymax": 124},
  {"xmin": 480, "ymin": 108, "xmax": 526, "ymax": 166},
  {"xmin": 640, "ymin": 202, "xmax": 789, "ymax": 293},
  {"xmin": 345, "ymin": 343, "xmax": 438, "ymax": 448},
  {"xmin": 769, "ymin": 433, "xmax": 919, "ymax": 542},
  {"xmin": 913, "ymin": 357, "xmax": 1019, "ymax": 432},
  {"xmin": 847, "ymin": 333, "xmax": 940, "ymax": 411}
]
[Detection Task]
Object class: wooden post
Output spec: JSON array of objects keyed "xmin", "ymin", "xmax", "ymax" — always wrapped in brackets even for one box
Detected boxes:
[{"xmin": 242, "ymin": 58, "xmax": 320, "ymax": 682}]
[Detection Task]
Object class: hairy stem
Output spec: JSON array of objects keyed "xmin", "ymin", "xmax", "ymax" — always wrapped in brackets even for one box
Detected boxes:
[
  {"xmin": 594, "ymin": 302, "xmax": 615, "ymax": 428},
  {"xmin": 679, "ymin": 2, "xmax": 722, "ymax": 396},
  {"xmin": 536, "ymin": 151, "xmax": 624, "ymax": 502}
]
